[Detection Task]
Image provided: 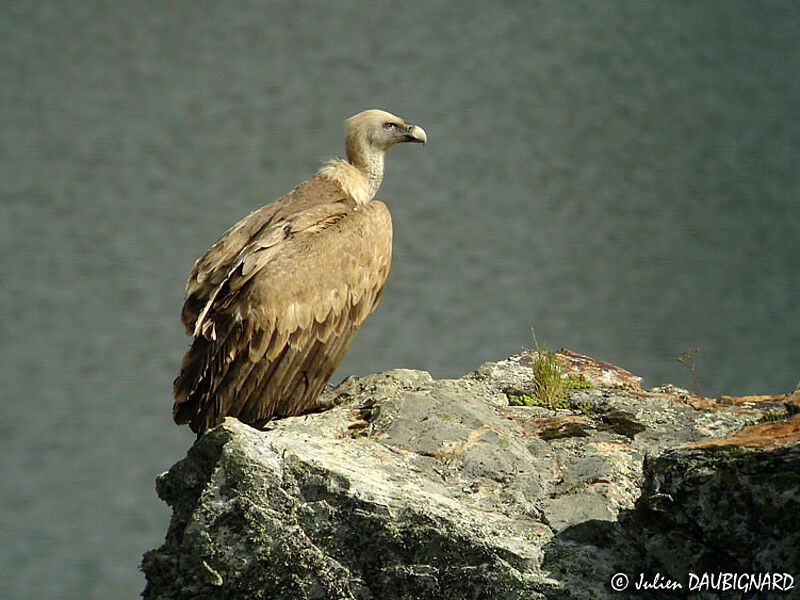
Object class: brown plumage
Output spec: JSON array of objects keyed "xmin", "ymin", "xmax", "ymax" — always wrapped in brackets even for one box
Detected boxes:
[{"xmin": 173, "ymin": 109, "xmax": 427, "ymax": 434}]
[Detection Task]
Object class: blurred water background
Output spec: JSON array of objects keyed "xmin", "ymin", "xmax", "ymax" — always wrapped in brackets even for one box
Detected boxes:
[{"xmin": 1, "ymin": 1, "xmax": 798, "ymax": 597}]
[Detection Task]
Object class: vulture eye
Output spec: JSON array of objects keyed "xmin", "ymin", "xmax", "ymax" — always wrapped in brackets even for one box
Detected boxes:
[{"xmin": 383, "ymin": 122, "xmax": 396, "ymax": 130}]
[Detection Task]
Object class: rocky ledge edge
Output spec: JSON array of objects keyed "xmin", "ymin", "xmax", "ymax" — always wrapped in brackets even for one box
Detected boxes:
[{"xmin": 141, "ymin": 350, "xmax": 800, "ymax": 600}]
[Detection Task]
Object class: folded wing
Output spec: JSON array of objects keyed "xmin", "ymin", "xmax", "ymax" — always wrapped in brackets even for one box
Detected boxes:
[{"xmin": 173, "ymin": 176, "xmax": 392, "ymax": 433}]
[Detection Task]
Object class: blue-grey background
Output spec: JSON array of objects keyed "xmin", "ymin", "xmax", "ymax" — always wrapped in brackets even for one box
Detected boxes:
[{"xmin": 2, "ymin": 1, "xmax": 798, "ymax": 598}]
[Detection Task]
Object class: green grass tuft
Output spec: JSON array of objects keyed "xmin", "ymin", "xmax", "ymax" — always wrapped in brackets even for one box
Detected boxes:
[
  {"xmin": 531, "ymin": 343, "xmax": 565, "ymax": 408},
  {"xmin": 508, "ymin": 327, "xmax": 594, "ymax": 411}
]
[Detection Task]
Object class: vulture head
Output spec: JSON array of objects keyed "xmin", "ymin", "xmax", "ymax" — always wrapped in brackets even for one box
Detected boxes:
[
  {"xmin": 345, "ymin": 109, "xmax": 427, "ymax": 166},
  {"xmin": 318, "ymin": 109, "xmax": 426, "ymax": 205}
]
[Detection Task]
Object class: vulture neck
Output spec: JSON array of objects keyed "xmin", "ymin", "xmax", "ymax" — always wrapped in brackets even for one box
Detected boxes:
[
  {"xmin": 318, "ymin": 139, "xmax": 386, "ymax": 205},
  {"xmin": 346, "ymin": 139, "xmax": 385, "ymax": 202}
]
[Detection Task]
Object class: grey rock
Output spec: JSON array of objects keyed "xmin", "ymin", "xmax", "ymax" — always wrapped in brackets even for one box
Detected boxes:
[
  {"xmin": 638, "ymin": 444, "xmax": 800, "ymax": 579},
  {"xmin": 142, "ymin": 356, "xmax": 800, "ymax": 599}
]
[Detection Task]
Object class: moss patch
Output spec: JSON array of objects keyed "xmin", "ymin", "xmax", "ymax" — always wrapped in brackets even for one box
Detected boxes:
[
  {"xmin": 757, "ymin": 409, "xmax": 791, "ymax": 423},
  {"xmin": 506, "ymin": 391, "xmax": 596, "ymax": 416},
  {"xmin": 564, "ymin": 375, "xmax": 593, "ymax": 390}
]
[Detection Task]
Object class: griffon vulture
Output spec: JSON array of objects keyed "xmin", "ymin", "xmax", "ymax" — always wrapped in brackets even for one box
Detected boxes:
[{"xmin": 173, "ymin": 109, "xmax": 427, "ymax": 434}]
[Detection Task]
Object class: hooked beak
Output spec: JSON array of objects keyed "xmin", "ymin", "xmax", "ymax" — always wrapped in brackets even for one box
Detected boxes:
[{"xmin": 403, "ymin": 124, "xmax": 427, "ymax": 145}]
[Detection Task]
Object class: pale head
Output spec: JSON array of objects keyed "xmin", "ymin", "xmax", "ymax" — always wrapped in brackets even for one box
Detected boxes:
[
  {"xmin": 345, "ymin": 109, "xmax": 427, "ymax": 165},
  {"xmin": 319, "ymin": 109, "xmax": 426, "ymax": 205}
]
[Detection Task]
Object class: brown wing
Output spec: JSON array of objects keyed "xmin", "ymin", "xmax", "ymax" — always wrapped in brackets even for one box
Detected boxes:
[
  {"xmin": 173, "ymin": 175, "xmax": 392, "ymax": 434},
  {"xmin": 180, "ymin": 176, "xmax": 352, "ymax": 335}
]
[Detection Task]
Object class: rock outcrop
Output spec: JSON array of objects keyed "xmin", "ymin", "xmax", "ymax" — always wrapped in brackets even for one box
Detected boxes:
[{"xmin": 142, "ymin": 352, "xmax": 800, "ymax": 599}]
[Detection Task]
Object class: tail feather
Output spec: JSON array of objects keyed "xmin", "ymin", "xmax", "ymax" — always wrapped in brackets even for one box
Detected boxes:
[{"xmin": 173, "ymin": 306, "xmax": 366, "ymax": 434}]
